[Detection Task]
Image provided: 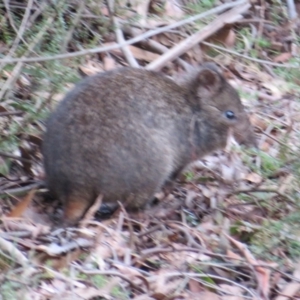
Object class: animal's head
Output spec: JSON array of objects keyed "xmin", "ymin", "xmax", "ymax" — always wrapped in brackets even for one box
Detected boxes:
[{"xmin": 191, "ymin": 62, "xmax": 257, "ymax": 148}]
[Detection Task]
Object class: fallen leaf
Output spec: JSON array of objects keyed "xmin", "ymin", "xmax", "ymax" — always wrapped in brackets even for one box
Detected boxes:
[
  {"xmin": 7, "ymin": 189, "xmax": 36, "ymax": 218},
  {"xmin": 273, "ymin": 52, "xmax": 292, "ymax": 63},
  {"xmin": 225, "ymin": 234, "xmax": 271, "ymax": 299},
  {"xmin": 103, "ymin": 55, "xmax": 116, "ymax": 71},
  {"xmin": 250, "ymin": 115, "xmax": 269, "ymax": 131},
  {"xmin": 79, "ymin": 60, "xmax": 104, "ymax": 76},
  {"xmin": 110, "ymin": 44, "xmax": 160, "ymax": 62},
  {"xmin": 245, "ymin": 173, "xmax": 262, "ymax": 184},
  {"xmin": 226, "ymin": 249, "xmax": 243, "ymax": 264},
  {"xmin": 188, "ymin": 278, "xmax": 203, "ymax": 293},
  {"xmin": 219, "ymin": 284, "xmax": 244, "ymax": 300},
  {"xmin": 165, "ymin": 0, "xmax": 184, "ymax": 18},
  {"xmin": 275, "ymin": 261, "xmax": 300, "ymax": 300}
]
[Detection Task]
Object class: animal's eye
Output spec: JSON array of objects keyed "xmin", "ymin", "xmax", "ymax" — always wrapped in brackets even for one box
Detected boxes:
[{"xmin": 225, "ymin": 110, "xmax": 235, "ymax": 120}]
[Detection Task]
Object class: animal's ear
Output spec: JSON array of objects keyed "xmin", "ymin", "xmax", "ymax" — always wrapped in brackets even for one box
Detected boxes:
[{"xmin": 197, "ymin": 63, "xmax": 223, "ymax": 98}]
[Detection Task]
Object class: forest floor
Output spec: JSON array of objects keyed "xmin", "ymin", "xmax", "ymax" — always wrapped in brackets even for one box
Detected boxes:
[{"xmin": 0, "ymin": 0, "xmax": 300, "ymax": 299}]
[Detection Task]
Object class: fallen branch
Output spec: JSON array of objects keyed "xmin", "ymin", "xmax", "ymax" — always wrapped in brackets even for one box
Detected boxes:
[
  {"xmin": 146, "ymin": 2, "xmax": 250, "ymax": 70},
  {"xmin": 0, "ymin": 150, "xmax": 32, "ymax": 163},
  {"xmin": 122, "ymin": 26, "xmax": 191, "ymax": 71},
  {"xmin": 107, "ymin": 0, "xmax": 139, "ymax": 68},
  {"xmin": 202, "ymin": 41, "xmax": 298, "ymax": 68},
  {"xmin": 0, "ymin": 182, "xmax": 44, "ymax": 197},
  {"xmin": 0, "ymin": 0, "xmax": 252, "ymax": 64}
]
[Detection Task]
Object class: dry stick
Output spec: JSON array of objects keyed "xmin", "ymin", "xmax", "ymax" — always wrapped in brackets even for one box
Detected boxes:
[
  {"xmin": 186, "ymin": 277, "xmax": 253, "ymax": 299},
  {"xmin": 146, "ymin": 39, "xmax": 192, "ymax": 71},
  {"xmin": 0, "ymin": 110, "xmax": 23, "ymax": 116},
  {"xmin": 146, "ymin": 3, "xmax": 250, "ymax": 71},
  {"xmin": 134, "ymin": 0, "xmax": 150, "ymax": 27},
  {"xmin": 167, "ymin": 222, "xmax": 205, "ymax": 248},
  {"xmin": 0, "ymin": 3, "xmax": 32, "ymax": 10},
  {"xmin": 201, "ymin": 41, "xmax": 298, "ymax": 67},
  {"xmin": 107, "ymin": 0, "xmax": 139, "ymax": 68},
  {"xmin": 16, "ymin": 87, "xmax": 55, "ymax": 139},
  {"xmin": 122, "ymin": 26, "xmax": 191, "ymax": 71},
  {"xmin": 255, "ymin": 0, "xmax": 265, "ymax": 51},
  {"xmin": 0, "ymin": 0, "xmax": 49, "ymax": 74},
  {"xmin": 0, "ymin": 182, "xmax": 44, "ymax": 197},
  {"xmin": 42, "ymin": 267, "xmax": 86, "ymax": 288},
  {"xmin": 0, "ymin": 0, "xmax": 47, "ymax": 70},
  {"xmin": 79, "ymin": 194, "xmax": 103, "ymax": 228},
  {"xmin": 258, "ymin": 127, "xmax": 296, "ymax": 154},
  {"xmin": 149, "ymin": 272, "xmax": 257, "ymax": 298},
  {"xmin": 61, "ymin": 1, "xmax": 85, "ymax": 53},
  {"xmin": 3, "ymin": 0, "xmax": 27, "ymax": 45},
  {"xmin": 230, "ymin": 187, "xmax": 296, "ymax": 205},
  {"xmin": 236, "ymin": 19, "xmax": 275, "ymax": 25},
  {"xmin": 245, "ymin": 23, "xmax": 257, "ymax": 54},
  {"xmin": 0, "ymin": 150, "xmax": 32, "ymax": 163},
  {"xmin": 73, "ymin": 267, "xmax": 147, "ymax": 293},
  {"xmin": 0, "ymin": 0, "xmax": 34, "ymax": 73},
  {"xmin": 117, "ymin": 201, "xmax": 136, "ymax": 252},
  {"xmin": 240, "ymin": 86, "xmax": 281, "ymax": 101},
  {"xmin": 0, "ymin": 0, "xmax": 250, "ymax": 64},
  {"xmin": 26, "ymin": 0, "xmax": 49, "ymax": 28},
  {"xmin": 258, "ymin": 123, "xmax": 274, "ymax": 149},
  {"xmin": 286, "ymin": 0, "xmax": 298, "ymax": 20},
  {"xmin": 0, "ymin": 16, "xmax": 54, "ymax": 100},
  {"xmin": 0, "ymin": 236, "xmax": 30, "ymax": 267}
]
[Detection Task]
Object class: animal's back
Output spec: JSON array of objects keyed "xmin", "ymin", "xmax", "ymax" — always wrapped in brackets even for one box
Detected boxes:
[{"xmin": 43, "ymin": 68, "xmax": 190, "ymax": 223}]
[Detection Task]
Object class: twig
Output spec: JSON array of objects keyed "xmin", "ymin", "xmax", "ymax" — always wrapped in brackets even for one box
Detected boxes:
[
  {"xmin": 79, "ymin": 194, "xmax": 103, "ymax": 227},
  {"xmin": 286, "ymin": 0, "xmax": 298, "ymax": 20},
  {"xmin": 248, "ymin": 23, "xmax": 257, "ymax": 53},
  {"xmin": 149, "ymin": 271, "xmax": 257, "ymax": 298},
  {"xmin": 117, "ymin": 200, "xmax": 136, "ymax": 251},
  {"xmin": 42, "ymin": 267, "xmax": 86, "ymax": 288},
  {"xmin": 236, "ymin": 19, "xmax": 275, "ymax": 25},
  {"xmin": 74, "ymin": 267, "xmax": 147, "ymax": 293},
  {"xmin": 26, "ymin": 0, "xmax": 48, "ymax": 28},
  {"xmin": 0, "ymin": 236, "xmax": 29, "ymax": 266},
  {"xmin": 224, "ymin": 233, "xmax": 270, "ymax": 299},
  {"xmin": 0, "ymin": 110, "xmax": 24, "ymax": 117},
  {"xmin": 230, "ymin": 187, "xmax": 296, "ymax": 205},
  {"xmin": 0, "ymin": 3, "xmax": 35, "ymax": 10},
  {"xmin": 0, "ymin": 150, "xmax": 32, "ymax": 163},
  {"xmin": 201, "ymin": 41, "xmax": 298, "ymax": 67},
  {"xmin": 137, "ymin": 244, "xmax": 253, "ymax": 262},
  {"xmin": 60, "ymin": 1, "xmax": 85, "ymax": 53},
  {"xmin": 0, "ymin": 16, "xmax": 54, "ymax": 100},
  {"xmin": 3, "ymin": 0, "xmax": 27, "ymax": 45},
  {"xmin": 257, "ymin": 126, "xmax": 296, "ymax": 154},
  {"xmin": 122, "ymin": 26, "xmax": 191, "ymax": 71},
  {"xmin": 258, "ymin": 123, "xmax": 274, "ymax": 150},
  {"xmin": 146, "ymin": 2, "xmax": 250, "ymax": 70},
  {"xmin": 167, "ymin": 222, "xmax": 205, "ymax": 248},
  {"xmin": 0, "ymin": 182, "xmax": 44, "ymax": 197},
  {"xmin": 0, "ymin": 0, "xmax": 34, "ymax": 73},
  {"xmin": 254, "ymin": 0, "xmax": 265, "ymax": 51},
  {"xmin": 240, "ymin": 86, "xmax": 281, "ymax": 102},
  {"xmin": 0, "ymin": 0, "xmax": 258, "ymax": 64},
  {"xmin": 137, "ymin": 224, "xmax": 163, "ymax": 237},
  {"xmin": 107, "ymin": 0, "xmax": 139, "ymax": 68},
  {"xmin": 13, "ymin": 84, "xmax": 57, "ymax": 137}
]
